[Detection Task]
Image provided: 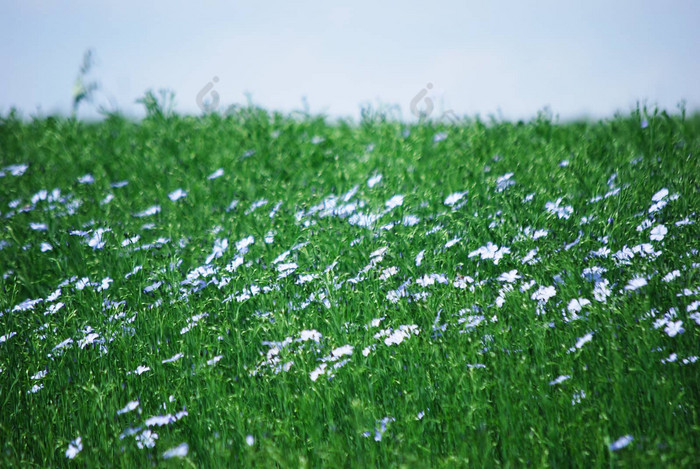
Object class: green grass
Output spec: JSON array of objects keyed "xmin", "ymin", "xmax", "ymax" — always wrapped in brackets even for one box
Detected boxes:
[{"xmin": 1, "ymin": 106, "xmax": 699, "ymax": 467}]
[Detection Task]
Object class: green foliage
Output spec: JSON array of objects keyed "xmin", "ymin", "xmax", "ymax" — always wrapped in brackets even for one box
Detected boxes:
[
  {"xmin": 0, "ymin": 107, "xmax": 699, "ymax": 467},
  {"xmin": 71, "ymin": 49, "xmax": 100, "ymax": 117},
  {"xmin": 136, "ymin": 89, "xmax": 177, "ymax": 121}
]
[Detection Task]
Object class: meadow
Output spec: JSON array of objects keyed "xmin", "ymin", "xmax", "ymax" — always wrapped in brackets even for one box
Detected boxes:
[{"xmin": 1, "ymin": 105, "xmax": 699, "ymax": 467}]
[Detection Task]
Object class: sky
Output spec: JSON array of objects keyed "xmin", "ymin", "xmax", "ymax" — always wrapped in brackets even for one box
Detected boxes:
[{"xmin": 1, "ymin": 0, "xmax": 699, "ymax": 121}]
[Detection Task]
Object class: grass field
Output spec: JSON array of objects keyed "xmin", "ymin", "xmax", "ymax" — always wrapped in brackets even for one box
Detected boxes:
[{"xmin": 1, "ymin": 105, "xmax": 699, "ymax": 467}]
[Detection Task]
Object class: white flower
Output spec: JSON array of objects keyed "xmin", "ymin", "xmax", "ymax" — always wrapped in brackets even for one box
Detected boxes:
[
  {"xmin": 385, "ymin": 194, "xmax": 404, "ymax": 210},
  {"xmin": 545, "ymin": 198, "xmax": 574, "ymax": 219},
  {"xmin": 567, "ymin": 298, "xmax": 591, "ymax": 313},
  {"xmin": 65, "ymin": 436, "xmax": 83, "ymax": 459},
  {"xmin": 348, "ymin": 212, "xmax": 380, "ymax": 228},
  {"xmin": 47, "ymin": 288, "xmax": 62, "ymax": 302},
  {"xmin": 298, "ymin": 329, "xmax": 322, "ymax": 343},
  {"xmin": 569, "ymin": 332, "xmax": 594, "ymax": 352},
  {"xmin": 369, "ymin": 417, "xmax": 395, "ymax": 441},
  {"xmin": 664, "ymin": 320, "xmax": 684, "ymax": 337},
  {"xmin": 0, "ymin": 332, "xmax": 17, "ymax": 344},
  {"xmin": 468, "ymin": 242, "xmax": 511, "ymax": 264},
  {"xmin": 12, "ymin": 298, "xmax": 43, "ymax": 312},
  {"xmin": 331, "ymin": 345, "xmax": 354, "ymax": 359},
  {"xmin": 592, "ymin": 246, "xmax": 611, "ymax": 258},
  {"xmin": 439, "ymin": 236, "xmax": 460, "ymax": 249},
  {"xmin": 444, "ymin": 192, "xmax": 466, "ymax": 206},
  {"xmin": 206, "ymin": 238, "xmax": 228, "ymax": 264},
  {"xmin": 145, "ymin": 414, "xmax": 176, "ymax": 427},
  {"xmin": 40, "ymin": 242, "xmax": 53, "ymax": 252},
  {"xmin": 571, "ymin": 390, "xmax": 586, "ymax": 405},
  {"xmin": 97, "ymin": 277, "xmax": 112, "ymax": 291},
  {"xmin": 649, "ymin": 200, "xmax": 667, "ymax": 213},
  {"xmin": 296, "ymin": 273, "xmax": 317, "ymax": 284},
  {"xmin": 168, "ymin": 188, "xmax": 187, "ymax": 201},
  {"xmin": 651, "ymin": 188, "xmax": 668, "ymax": 202},
  {"xmin": 402, "ymin": 215, "xmax": 420, "ymax": 226},
  {"xmin": 130, "ymin": 365, "xmax": 150, "ymax": 375},
  {"xmin": 379, "ymin": 267, "xmax": 398, "ymax": 281},
  {"xmin": 163, "ymin": 443, "xmax": 189, "ymax": 459},
  {"xmin": 5, "ymin": 163, "xmax": 28, "ymax": 176},
  {"xmin": 222, "ymin": 200, "xmax": 238, "ymax": 215},
  {"xmin": 662, "ymin": 270, "xmax": 680, "ymax": 282},
  {"xmin": 675, "ymin": 217, "xmax": 694, "ymax": 226},
  {"xmin": 495, "ymin": 293, "xmax": 506, "ymax": 309},
  {"xmin": 208, "ymin": 168, "xmax": 224, "ymax": 180},
  {"xmin": 310, "ymin": 363, "xmax": 327, "ymax": 381},
  {"xmin": 78, "ymin": 332, "xmax": 100, "ymax": 349},
  {"xmin": 277, "ymin": 262, "xmax": 298, "ymax": 278},
  {"xmin": 225, "ymin": 256, "xmax": 244, "ymax": 272},
  {"xmin": 495, "ymin": 173, "xmax": 515, "ymax": 192},
  {"xmin": 593, "ymin": 279, "xmax": 611, "ymax": 302},
  {"xmin": 143, "ymin": 281, "xmax": 162, "ymax": 293},
  {"xmin": 531, "ymin": 285, "xmax": 556, "ymax": 303},
  {"xmin": 368, "ymin": 318, "xmax": 384, "ymax": 328},
  {"xmin": 122, "ymin": 235, "xmax": 140, "ymax": 247},
  {"xmin": 78, "ymin": 174, "xmax": 94, "ymax": 184},
  {"xmin": 416, "ymin": 273, "xmax": 448, "ymax": 287},
  {"xmin": 246, "ymin": 435, "xmax": 255, "ymax": 446},
  {"xmin": 28, "ymin": 383, "xmax": 44, "ymax": 394},
  {"xmin": 207, "ymin": 355, "xmax": 223, "ymax": 366},
  {"xmin": 636, "ymin": 219, "xmax": 652, "ymax": 232},
  {"xmin": 136, "ymin": 429, "xmax": 158, "ymax": 449},
  {"xmin": 549, "ymin": 375, "xmax": 570, "ymax": 386},
  {"xmin": 53, "ymin": 337, "xmax": 73, "ymax": 352},
  {"xmin": 87, "ymin": 228, "xmax": 110, "ymax": 250},
  {"xmin": 453, "ymin": 274, "xmax": 473, "ymax": 289},
  {"xmin": 117, "ymin": 400, "xmax": 140, "ymax": 415},
  {"xmin": 624, "ymin": 277, "xmax": 647, "ymax": 291},
  {"xmin": 31, "ymin": 370, "xmax": 48, "ymax": 380},
  {"xmin": 498, "ymin": 270, "xmax": 520, "ymax": 283},
  {"xmin": 415, "ymin": 250, "xmax": 425, "ymax": 266},
  {"xmin": 235, "ymin": 235, "xmax": 255, "ymax": 253},
  {"xmin": 367, "ymin": 174, "xmax": 382, "ymax": 188},
  {"xmin": 521, "ymin": 248, "xmax": 539, "ymax": 265},
  {"xmin": 661, "ymin": 353, "xmax": 677, "ymax": 364},
  {"xmin": 162, "ymin": 353, "xmax": 184, "ymax": 364},
  {"xmin": 245, "ymin": 198, "xmax": 268, "ymax": 215},
  {"xmin": 373, "ymin": 247, "xmax": 389, "ymax": 260},
  {"xmin": 134, "ymin": 205, "xmax": 160, "ymax": 218},
  {"xmin": 649, "ymin": 224, "xmax": 667, "ymax": 241},
  {"xmin": 609, "ymin": 435, "xmax": 633, "ymax": 451},
  {"xmin": 384, "ymin": 325, "xmax": 420, "ymax": 346},
  {"xmin": 433, "ymin": 132, "xmax": 448, "ymax": 142}
]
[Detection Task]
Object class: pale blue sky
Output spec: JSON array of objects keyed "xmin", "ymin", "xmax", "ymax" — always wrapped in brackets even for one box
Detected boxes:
[{"xmin": 2, "ymin": 0, "xmax": 699, "ymax": 120}]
